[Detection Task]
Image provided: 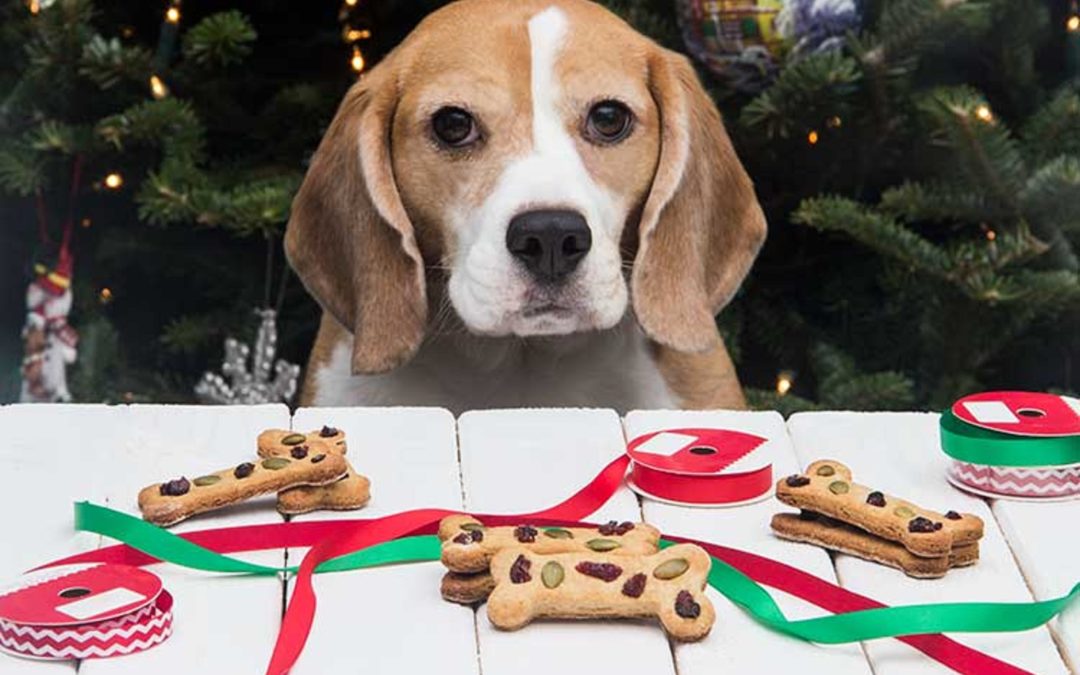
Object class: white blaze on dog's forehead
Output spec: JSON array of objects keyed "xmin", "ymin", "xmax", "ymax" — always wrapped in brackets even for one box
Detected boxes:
[{"xmin": 528, "ymin": 7, "xmax": 572, "ymax": 157}]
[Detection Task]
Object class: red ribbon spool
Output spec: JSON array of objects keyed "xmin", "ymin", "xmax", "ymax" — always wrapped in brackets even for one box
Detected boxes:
[{"xmin": 625, "ymin": 428, "xmax": 772, "ymax": 506}]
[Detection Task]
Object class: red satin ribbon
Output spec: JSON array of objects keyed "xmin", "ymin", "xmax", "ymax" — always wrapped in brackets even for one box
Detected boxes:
[
  {"xmin": 45, "ymin": 454, "xmax": 1030, "ymax": 675},
  {"xmin": 630, "ymin": 462, "xmax": 773, "ymax": 504}
]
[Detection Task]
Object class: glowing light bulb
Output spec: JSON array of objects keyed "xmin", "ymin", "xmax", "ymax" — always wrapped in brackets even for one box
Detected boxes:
[
  {"xmin": 99, "ymin": 287, "xmax": 114, "ymax": 304},
  {"xmin": 350, "ymin": 46, "xmax": 366, "ymax": 73},
  {"xmin": 28, "ymin": 0, "xmax": 40, "ymax": 14},
  {"xmin": 1067, "ymin": 15, "xmax": 1079, "ymax": 32},
  {"xmin": 826, "ymin": 115, "xmax": 842, "ymax": 128},
  {"xmin": 986, "ymin": 229, "xmax": 997, "ymax": 241},
  {"xmin": 80, "ymin": 217, "xmax": 92, "ymax": 228},
  {"xmin": 104, "ymin": 173, "xmax": 123, "ymax": 190},
  {"xmin": 974, "ymin": 105, "xmax": 993, "ymax": 122},
  {"xmin": 343, "ymin": 27, "xmax": 371, "ymax": 42},
  {"xmin": 150, "ymin": 74, "xmax": 168, "ymax": 99},
  {"xmin": 776, "ymin": 371, "xmax": 795, "ymax": 396},
  {"xmin": 344, "ymin": 0, "xmax": 358, "ymax": 6},
  {"xmin": 165, "ymin": 6, "xmax": 180, "ymax": 24},
  {"xmin": 807, "ymin": 130, "xmax": 820, "ymax": 145}
]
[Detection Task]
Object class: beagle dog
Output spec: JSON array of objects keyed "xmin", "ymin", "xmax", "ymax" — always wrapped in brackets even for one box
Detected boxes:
[{"xmin": 285, "ymin": 0, "xmax": 767, "ymax": 413}]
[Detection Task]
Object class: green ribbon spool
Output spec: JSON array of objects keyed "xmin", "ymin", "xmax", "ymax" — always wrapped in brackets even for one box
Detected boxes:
[
  {"xmin": 69, "ymin": 502, "xmax": 1080, "ymax": 646},
  {"xmin": 939, "ymin": 410, "xmax": 1080, "ymax": 468}
]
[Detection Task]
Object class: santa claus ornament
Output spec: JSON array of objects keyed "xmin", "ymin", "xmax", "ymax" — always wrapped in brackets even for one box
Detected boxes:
[{"xmin": 21, "ymin": 245, "xmax": 79, "ymax": 403}]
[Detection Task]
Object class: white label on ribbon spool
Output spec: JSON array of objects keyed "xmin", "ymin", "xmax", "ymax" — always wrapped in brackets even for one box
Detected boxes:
[
  {"xmin": 56, "ymin": 587, "xmax": 147, "ymax": 621},
  {"xmin": 962, "ymin": 401, "xmax": 1021, "ymax": 424},
  {"xmin": 632, "ymin": 432, "xmax": 702, "ymax": 458}
]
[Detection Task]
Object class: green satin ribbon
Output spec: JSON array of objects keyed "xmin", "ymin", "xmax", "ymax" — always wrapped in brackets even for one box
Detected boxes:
[
  {"xmin": 940, "ymin": 410, "xmax": 1080, "ymax": 467},
  {"xmin": 72, "ymin": 502, "xmax": 1080, "ymax": 645}
]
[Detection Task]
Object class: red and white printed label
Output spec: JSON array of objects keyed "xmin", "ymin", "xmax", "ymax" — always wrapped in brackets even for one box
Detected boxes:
[
  {"xmin": 952, "ymin": 391, "xmax": 1080, "ymax": 437},
  {"xmin": 0, "ymin": 564, "xmax": 172, "ymax": 661}
]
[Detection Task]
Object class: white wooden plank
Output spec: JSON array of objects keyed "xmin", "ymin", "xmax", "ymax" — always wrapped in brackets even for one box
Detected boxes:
[
  {"xmin": 458, "ymin": 408, "xmax": 675, "ymax": 675},
  {"xmin": 625, "ymin": 410, "xmax": 872, "ymax": 675},
  {"xmin": 287, "ymin": 407, "xmax": 476, "ymax": 675},
  {"xmin": 787, "ymin": 411, "xmax": 1068, "ymax": 675},
  {"xmin": 81, "ymin": 404, "xmax": 291, "ymax": 675},
  {"xmin": 0, "ymin": 404, "xmax": 116, "ymax": 675},
  {"xmin": 993, "ymin": 498, "xmax": 1080, "ymax": 672}
]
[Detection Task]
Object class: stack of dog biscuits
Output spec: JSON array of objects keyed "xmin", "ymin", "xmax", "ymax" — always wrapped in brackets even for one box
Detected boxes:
[
  {"xmin": 138, "ymin": 425, "xmax": 370, "ymax": 527},
  {"xmin": 771, "ymin": 460, "xmax": 984, "ymax": 578},
  {"xmin": 257, "ymin": 426, "xmax": 370, "ymax": 515},
  {"xmin": 437, "ymin": 515, "xmax": 715, "ymax": 642}
]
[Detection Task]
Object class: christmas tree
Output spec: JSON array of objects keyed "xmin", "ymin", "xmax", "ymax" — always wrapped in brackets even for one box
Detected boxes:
[{"xmin": 2, "ymin": 0, "xmax": 1078, "ymax": 410}]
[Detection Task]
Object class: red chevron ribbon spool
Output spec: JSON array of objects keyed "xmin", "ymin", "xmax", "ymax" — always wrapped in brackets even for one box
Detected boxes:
[
  {"xmin": 0, "ymin": 564, "xmax": 172, "ymax": 661},
  {"xmin": 625, "ymin": 428, "xmax": 772, "ymax": 506}
]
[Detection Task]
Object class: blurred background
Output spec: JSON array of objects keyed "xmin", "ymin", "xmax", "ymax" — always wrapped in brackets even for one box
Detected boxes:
[{"xmin": 2, "ymin": 0, "xmax": 1078, "ymax": 412}]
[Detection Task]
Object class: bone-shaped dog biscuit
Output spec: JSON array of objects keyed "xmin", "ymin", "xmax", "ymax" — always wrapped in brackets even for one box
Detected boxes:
[
  {"xmin": 775, "ymin": 460, "xmax": 984, "ymax": 558},
  {"xmin": 257, "ymin": 426, "xmax": 370, "ymax": 515},
  {"xmin": 486, "ymin": 543, "xmax": 715, "ymax": 642},
  {"xmin": 138, "ymin": 451, "xmax": 349, "ymax": 527},
  {"xmin": 439, "ymin": 514, "xmax": 661, "ymax": 574},
  {"xmin": 771, "ymin": 513, "xmax": 979, "ymax": 578}
]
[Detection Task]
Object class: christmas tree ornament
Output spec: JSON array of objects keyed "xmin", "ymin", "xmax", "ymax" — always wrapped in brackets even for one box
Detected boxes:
[
  {"xmin": 676, "ymin": 0, "xmax": 786, "ymax": 93},
  {"xmin": 775, "ymin": 0, "xmax": 860, "ymax": 59},
  {"xmin": 195, "ymin": 309, "xmax": 300, "ymax": 405},
  {"xmin": 21, "ymin": 246, "xmax": 78, "ymax": 403}
]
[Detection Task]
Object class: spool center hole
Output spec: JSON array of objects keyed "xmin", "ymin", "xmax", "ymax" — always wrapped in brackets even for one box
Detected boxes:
[
  {"xmin": 689, "ymin": 446, "xmax": 717, "ymax": 456},
  {"xmin": 1017, "ymin": 408, "xmax": 1046, "ymax": 418},
  {"xmin": 59, "ymin": 587, "xmax": 91, "ymax": 599}
]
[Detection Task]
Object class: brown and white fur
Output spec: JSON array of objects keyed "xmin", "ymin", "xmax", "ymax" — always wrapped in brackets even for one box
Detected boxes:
[{"xmin": 286, "ymin": 0, "xmax": 766, "ymax": 413}]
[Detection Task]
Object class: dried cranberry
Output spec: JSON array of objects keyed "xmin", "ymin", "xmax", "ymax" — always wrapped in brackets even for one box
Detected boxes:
[
  {"xmin": 945, "ymin": 510, "xmax": 962, "ymax": 520},
  {"xmin": 159, "ymin": 477, "xmax": 190, "ymax": 497},
  {"xmin": 908, "ymin": 516, "xmax": 941, "ymax": 533},
  {"xmin": 575, "ymin": 561, "xmax": 623, "ymax": 582},
  {"xmin": 290, "ymin": 445, "xmax": 309, "ymax": 459},
  {"xmin": 674, "ymin": 590, "xmax": 701, "ymax": 619},
  {"xmin": 615, "ymin": 522, "xmax": 634, "ymax": 535},
  {"xmin": 470, "ymin": 529, "xmax": 483, "ymax": 542},
  {"xmin": 866, "ymin": 491, "xmax": 886, "ymax": 507},
  {"xmin": 234, "ymin": 463, "xmax": 255, "ymax": 479},
  {"xmin": 621, "ymin": 573, "xmax": 647, "ymax": 598},
  {"xmin": 311, "ymin": 454, "xmax": 326, "ymax": 464},
  {"xmin": 598, "ymin": 520, "xmax": 619, "ymax": 535},
  {"xmin": 509, "ymin": 554, "xmax": 531, "ymax": 583},
  {"xmin": 785, "ymin": 475, "xmax": 811, "ymax": 488},
  {"xmin": 319, "ymin": 425, "xmax": 339, "ymax": 437},
  {"xmin": 514, "ymin": 525, "xmax": 538, "ymax": 543},
  {"xmin": 452, "ymin": 533, "xmax": 471, "ymax": 545}
]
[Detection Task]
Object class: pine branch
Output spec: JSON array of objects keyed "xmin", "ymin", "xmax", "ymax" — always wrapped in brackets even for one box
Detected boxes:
[
  {"xmin": 1021, "ymin": 85, "xmax": 1080, "ymax": 167},
  {"xmin": 79, "ymin": 35, "xmax": 152, "ymax": 90},
  {"xmin": 794, "ymin": 196, "xmax": 954, "ymax": 275},
  {"xmin": 97, "ymin": 98, "xmax": 205, "ymax": 163},
  {"xmin": 181, "ymin": 11, "xmax": 256, "ymax": 68},
  {"xmin": 0, "ymin": 140, "xmax": 46, "ymax": 195},
  {"xmin": 1022, "ymin": 156, "xmax": 1080, "ymax": 237},
  {"xmin": 740, "ymin": 51, "xmax": 861, "ymax": 139},
  {"xmin": 880, "ymin": 181, "xmax": 995, "ymax": 224}
]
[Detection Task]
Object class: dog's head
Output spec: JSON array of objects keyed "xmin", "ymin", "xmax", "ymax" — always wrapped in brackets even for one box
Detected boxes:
[{"xmin": 286, "ymin": 0, "xmax": 766, "ymax": 374}]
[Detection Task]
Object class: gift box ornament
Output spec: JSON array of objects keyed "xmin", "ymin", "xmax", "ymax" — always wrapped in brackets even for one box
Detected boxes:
[
  {"xmin": 941, "ymin": 392, "xmax": 1080, "ymax": 501},
  {"xmin": 0, "ymin": 564, "xmax": 173, "ymax": 661},
  {"xmin": 626, "ymin": 428, "xmax": 772, "ymax": 506}
]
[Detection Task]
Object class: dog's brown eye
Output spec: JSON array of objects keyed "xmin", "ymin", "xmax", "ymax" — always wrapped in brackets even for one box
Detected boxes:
[
  {"xmin": 585, "ymin": 100, "xmax": 633, "ymax": 144},
  {"xmin": 432, "ymin": 107, "xmax": 479, "ymax": 148}
]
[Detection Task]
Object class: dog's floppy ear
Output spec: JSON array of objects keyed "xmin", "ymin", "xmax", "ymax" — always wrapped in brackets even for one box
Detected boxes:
[
  {"xmin": 632, "ymin": 48, "xmax": 766, "ymax": 352},
  {"xmin": 285, "ymin": 58, "xmax": 426, "ymax": 374}
]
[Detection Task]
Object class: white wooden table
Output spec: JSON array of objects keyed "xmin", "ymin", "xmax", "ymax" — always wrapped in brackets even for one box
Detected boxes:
[{"xmin": 0, "ymin": 404, "xmax": 1076, "ymax": 675}]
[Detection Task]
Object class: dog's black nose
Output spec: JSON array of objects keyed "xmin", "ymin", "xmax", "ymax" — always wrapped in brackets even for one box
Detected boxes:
[{"xmin": 506, "ymin": 209, "xmax": 592, "ymax": 283}]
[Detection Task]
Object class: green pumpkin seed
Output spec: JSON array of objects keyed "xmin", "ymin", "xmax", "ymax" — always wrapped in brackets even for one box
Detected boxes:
[
  {"xmin": 894, "ymin": 506, "xmax": 915, "ymax": 518},
  {"xmin": 262, "ymin": 457, "xmax": 291, "ymax": 470},
  {"xmin": 460, "ymin": 523, "xmax": 485, "ymax": 532},
  {"xmin": 828, "ymin": 480, "xmax": 849, "ymax": 495},
  {"xmin": 193, "ymin": 475, "xmax": 222, "ymax": 487},
  {"xmin": 541, "ymin": 561, "xmax": 564, "ymax": 589},
  {"xmin": 543, "ymin": 528, "xmax": 573, "ymax": 539},
  {"xmin": 816, "ymin": 465, "xmax": 836, "ymax": 477},
  {"xmin": 586, "ymin": 538, "xmax": 621, "ymax": 552},
  {"xmin": 652, "ymin": 558, "xmax": 690, "ymax": 580},
  {"xmin": 281, "ymin": 433, "xmax": 306, "ymax": 446}
]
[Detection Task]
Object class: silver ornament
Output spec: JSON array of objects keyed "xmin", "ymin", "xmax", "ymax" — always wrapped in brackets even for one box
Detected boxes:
[{"xmin": 195, "ymin": 308, "xmax": 301, "ymax": 405}]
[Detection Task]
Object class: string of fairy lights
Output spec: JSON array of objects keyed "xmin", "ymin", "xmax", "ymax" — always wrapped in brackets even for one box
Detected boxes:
[{"xmin": 340, "ymin": 0, "xmax": 372, "ymax": 74}]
